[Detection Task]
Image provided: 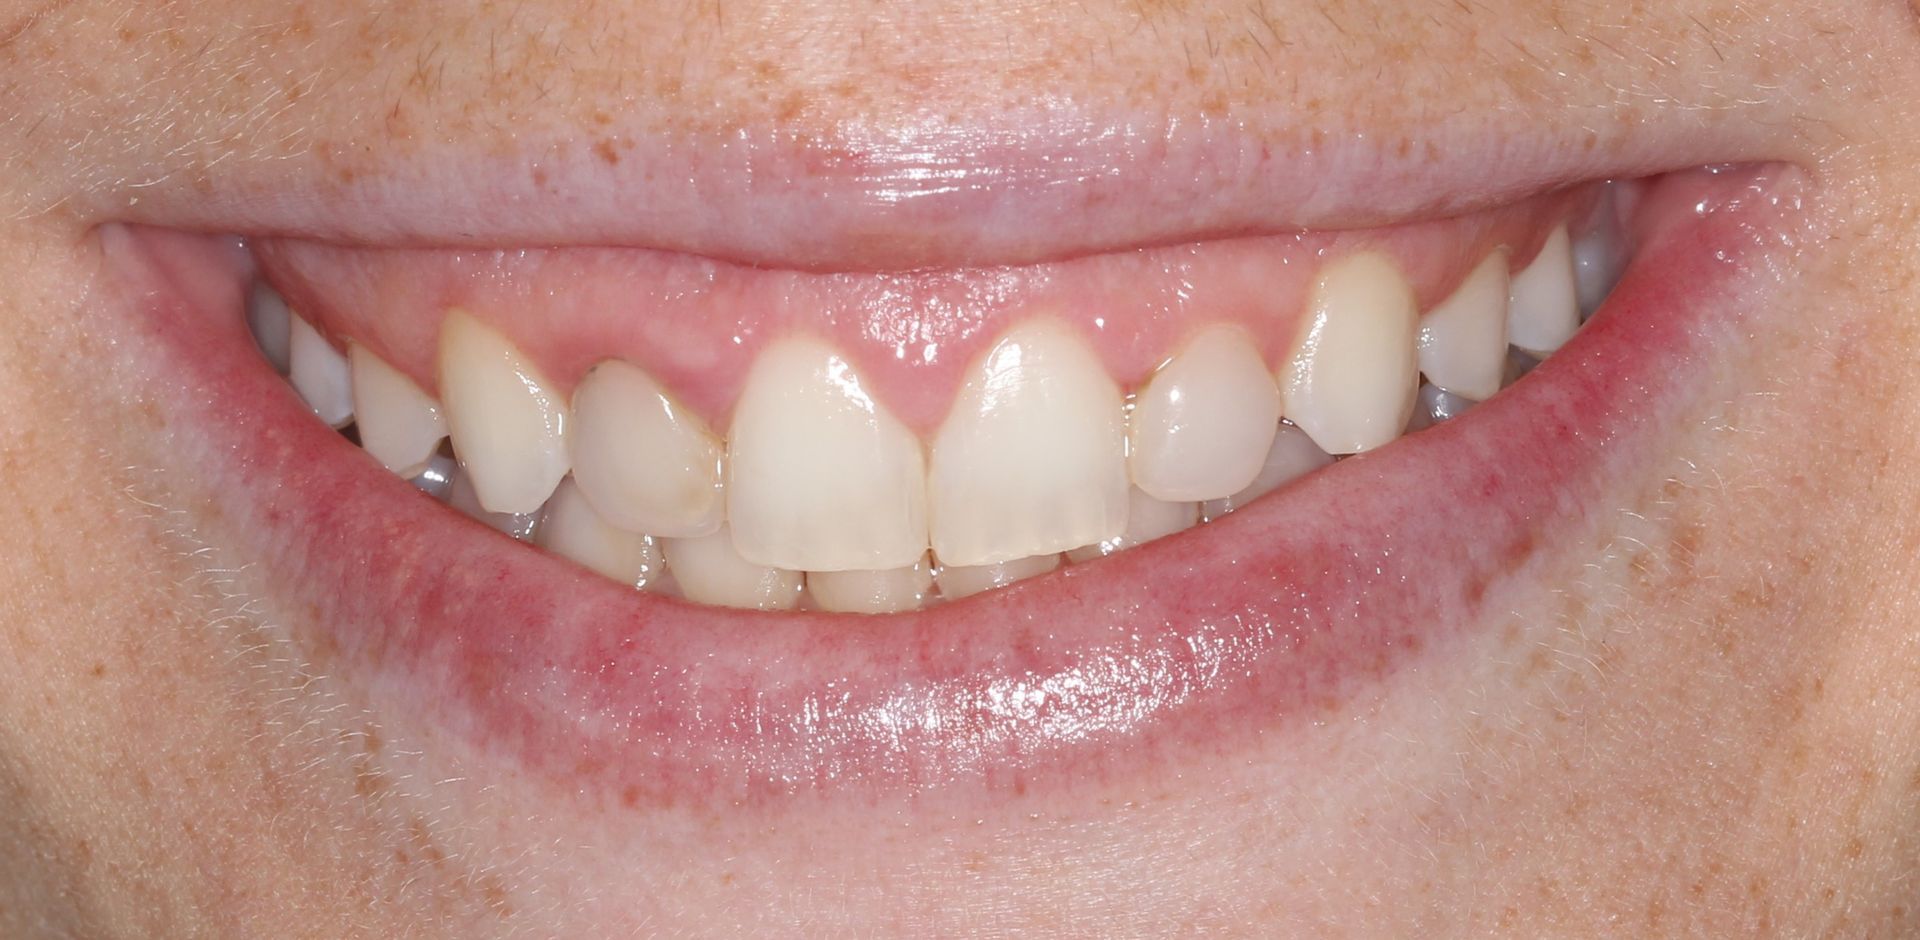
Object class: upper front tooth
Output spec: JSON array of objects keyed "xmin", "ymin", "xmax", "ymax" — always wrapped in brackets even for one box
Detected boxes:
[
  {"xmin": 1416, "ymin": 251, "xmax": 1509, "ymax": 402},
  {"xmin": 1065, "ymin": 487, "xmax": 1198, "ymax": 562},
  {"xmin": 538, "ymin": 477, "xmax": 663, "ymax": 587},
  {"xmin": 1128, "ymin": 325, "xmax": 1282, "ymax": 502},
  {"xmin": 349, "ymin": 345, "xmax": 446, "ymax": 478},
  {"xmin": 569, "ymin": 360, "xmax": 724, "ymax": 538},
  {"xmin": 727, "ymin": 338, "xmax": 928, "ymax": 571},
  {"xmin": 437, "ymin": 309, "xmax": 570, "ymax": 515},
  {"xmin": 289, "ymin": 313, "xmax": 353, "ymax": 428},
  {"xmin": 1507, "ymin": 225, "xmax": 1580, "ymax": 355},
  {"xmin": 935, "ymin": 552, "xmax": 1061, "ymax": 600},
  {"xmin": 1278, "ymin": 252, "xmax": 1419, "ymax": 455},
  {"xmin": 928, "ymin": 321, "xmax": 1129, "ymax": 567}
]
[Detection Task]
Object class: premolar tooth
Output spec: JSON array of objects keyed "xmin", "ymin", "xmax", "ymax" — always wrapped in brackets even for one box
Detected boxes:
[
  {"xmin": 1200, "ymin": 423, "xmax": 1333, "ymax": 521},
  {"xmin": 661, "ymin": 525, "xmax": 803, "ymax": 611},
  {"xmin": 350, "ymin": 345, "xmax": 446, "ymax": 478},
  {"xmin": 1507, "ymin": 226, "xmax": 1580, "ymax": 355},
  {"xmin": 438, "ymin": 309, "xmax": 569, "ymax": 515},
  {"xmin": 1066, "ymin": 488, "xmax": 1198, "ymax": 562},
  {"xmin": 448, "ymin": 468, "xmax": 543, "ymax": 541},
  {"xmin": 289, "ymin": 314, "xmax": 353, "ymax": 428},
  {"xmin": 247, "ymin": 282, "xmax": 292, "ymax": 375},
  {"xmin": 1278, "ymin": 253, "xmax": 1419, "ymax": 455},
  {"xmin": 1128, "ymin": 325, "xmax": 1281, "ymax": 502},
  {"xmin": 569, "ymin": 361, "xmax": 723, "ymax": 538},
  {"xmin": 928, "ymin": 321, "xmax": 1128, "ymax": 567},
  {"xmin": 807, "ymin": 556, "xmax": 934, "ymax": 614},
  {"xmin": 935, "ymin": 553, "xmax": 1061, "ymax": 601},
  {"xmin": 1416, "ymin": 252, "xmax": 1509, "ymax": 401},
  {"xmin": 538, "ymin": 478, "xmax": 662, "ymax": 587},
  {"xmin": 727, "ymin": 338, "xmax": 928, "ymax": 571}
]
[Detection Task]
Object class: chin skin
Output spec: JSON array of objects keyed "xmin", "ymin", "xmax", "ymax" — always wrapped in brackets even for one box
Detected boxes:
[{"xmin": 4, "ymin": 0, "xmax": 1920, "ymax": 937}]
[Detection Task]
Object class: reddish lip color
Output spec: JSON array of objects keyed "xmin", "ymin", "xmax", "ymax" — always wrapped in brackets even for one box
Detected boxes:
[{"xmin": 103, "ymin": 167, "xmax": 1798, "ymax": 810}]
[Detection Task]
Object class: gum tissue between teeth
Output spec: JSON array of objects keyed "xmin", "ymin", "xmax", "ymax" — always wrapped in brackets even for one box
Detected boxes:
[{"xmin": 251, "ymin": 207, "xmax": 1622, "ymax": 613}]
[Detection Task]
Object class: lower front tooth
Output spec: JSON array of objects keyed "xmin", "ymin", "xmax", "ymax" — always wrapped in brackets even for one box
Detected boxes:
[
  {"xmin": 438, "ymin": 309, "xmax": 570, "ymax": 515},
  {"xmin": 661, "ymin": 525, "xmax": 804, "ymax": 611},
  {"xmin": 1065, "ymin": 488, "xmax": 1198, "ymax": 562},
  {"xmin": 807, "ymin": 557, "xmax": 934, "ymax": 614},
  {"xmin": 1200, "ymin": 422, "xmax": 1333, "ymax": 520},
  {"xmin": 539, "ymin": 479, "xmax": 662, "ymax": 587},
  {"xmin": 1278, "ymin": 253, "xmax": 1420, "ymax": 455},
  {"xmin": 1507, "ymin": 225, "xmax": 1580, "ymax": 355},
  {"xmin": 289, "ymin": 314, "xmax": 354, "ymax": 428},
  {"xmin": 448, "ymin": 469, "xmax": 543, "ymax": 541},
  {"xmin": 935, "ymin": 552, "xmax": 1061, "ymax": 600},
  {"xmin": 349, "ymin": 345, "xmax": 446, "ymax": 478}
]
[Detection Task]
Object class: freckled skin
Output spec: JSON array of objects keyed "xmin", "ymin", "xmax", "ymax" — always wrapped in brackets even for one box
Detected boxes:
[{"xmin": 1, "ymin": 0, "xmax": 1920, "ymax": 937}]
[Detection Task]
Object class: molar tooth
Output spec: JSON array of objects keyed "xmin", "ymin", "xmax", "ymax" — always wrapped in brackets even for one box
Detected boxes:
[
  {"xmin": 569, "ymin": 361, "xmax": 723, "ymax": 538},
  {"xmin": 289, "ymin": 313, "xmax": 353, "ymax": 428},
  {"xmin": 1200, "ymin": 423, "xmax": 1333, "ymax": 521},
  {"xmin": 807, "ymin": 556, "xmax": 934, "ymax": 614},
  {"xmin": 1278, "ymin": 253, "xmax": 1419, "ymax": 455},
  {"xmin": 1416, "ymin": 252, "xmax": 1509, "ymax": 402},
  {"xmin": 247, "ymin": 282, "xmax": 292, "ymax": 375},
  {"xmin": 1066, "ymin": 488, "xmax": 1198, "ymax": 562},
  {"xmin": 437, "ymin": 309, "xmax": 569, "ymax": 515},
  {"xmin": 1128, "ymin": 325, "xmax": 1281, "ymax": 502},
  {"xmin": 662, "ymin": 525, "xmax": 803, "ymax": 611},
  {"xmin": 928, "ymin": 321, "xmax": 1128, "ymax": 567},
  {"xmin": 727, "ymin": 338, "xmax": 927, "ymax": 571},
  {"xmin": 935, "ymin": 553, "xmax": 1061, "ymax": 601},
  {"xmin": 1506, "ymin": 226, "xmax": 1580, "ymax": 355},
  {"xmin": 538, "ymin": 478, "xmax": 663, "ymax": 587},
  {"xmin": 350, "ymin": 345, "xmax": 447, "ymax": 478},
  {"xmin": 448, "ymin": 468, "xmax": 543, "ymax": 541}
]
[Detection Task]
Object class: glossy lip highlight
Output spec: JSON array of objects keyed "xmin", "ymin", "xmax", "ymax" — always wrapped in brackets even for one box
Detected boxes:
[{"xmin": 101, "ymin": 166, "xmax": 1801, "ymax": 811}]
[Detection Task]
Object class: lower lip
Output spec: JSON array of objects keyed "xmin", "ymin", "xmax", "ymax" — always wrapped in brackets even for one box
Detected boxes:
[{"xmin": 104, "ymin": 167, "xmax": 1800, "ymax": 811}]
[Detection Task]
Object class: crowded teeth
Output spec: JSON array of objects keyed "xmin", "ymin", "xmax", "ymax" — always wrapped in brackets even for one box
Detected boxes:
[
  {"xmin": 1200, "ymin": 423, "xmax": 1333, "ymax": 521},
  {"xmin": 935, "ymin": 553, "xmax": 1062, "ymax": 600},
  {"xmin": 568, "ymin": 361, "xmax": 724, "ymax": 538},
  {"xmin": 1506, "ymin": 226, "xmax": 1581, "ymax": 355},
  {"xmin": 349, "ymin": 346, "xmax": 446, "ymax": 477},
  {"xmin": 538, "ymin": 478, "xmax": 663, "ymax": 587},
  {"xmin": 289, "ymin": 314, "xmax": 353, "ymax": 428},
  {"xmin": 1065, "ymin": 488, "xmax": 1199, "ymax": 562},
  {"xmin": 727, "ymin": 338, "xmax": 929, "ymax": 572},
  {"xmin": 1128, "ymin": 325, "xmax": 1282, "ymax": 502},
  {"xmin": 1416, "ymin": 252, "xmax": 1509, "ymax": 402},
  {"xmin": 807, "ymin": 556, "xmax": 935, "ymax": 614},
  {"xmin": 662, "ymin": 525, "xmax": 804, "ymax": 611},
  {"xmin": 438, "ymin": 310, "xmax": 570, "ymax": 515},
  {"xmin": 928, "ymin": 321, "xmax": 1129, "ymax": 567},
  {"xmin": 247, "ymin": 282, "xmax": 292, "ymax": 375},
  {"xmin": 1278, "ymin": 253, "xmax": 1420, "ymax": 455}
]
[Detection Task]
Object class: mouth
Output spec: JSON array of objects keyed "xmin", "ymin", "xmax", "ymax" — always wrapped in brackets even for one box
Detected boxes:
[{"xmin": 99, "ymin": 134, "xmax": 1805, "ymax": 809}]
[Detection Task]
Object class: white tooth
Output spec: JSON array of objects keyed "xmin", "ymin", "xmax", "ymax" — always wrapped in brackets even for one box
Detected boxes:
[
  {"xmin": 1066, "ymin": 488, "xmax": 1198, "ymax": 562},
  {"xmin": 248, "ymin": 282, "xmax": 292, "ymax": 375},
  {"xmin": 410, "ymin": 453, "xmax": 458, "ymax": 501},
  {"xmin": 538, "ymin": 478, "xmax": 663, "ymax": 587},
  {"xmin": 349, "ymin": 345, "xmax": 447, "ymax": 478},
  {"xmin": 569, "ymin": 361, "xmax": 723, "ymax": 538},
  {"xmin": 1416, "ymin": 252, "xmax": 1509, "ymax": 402},
  {"xmin": 727, "ymin": 338, "xmax": 927, "ymax": 571},
  {"xmin": 935, "ymin": 553, "xmax": 1061, "ymax": 601},
  {"xmin": 289, "ymin": 314, "xmax": 354, "ymax": 428},
  {"xmin": 1128, "ymin": 325, "xmax": 1281, "ymax": 502},
  {"xmin": 928, "ymin": 321, "xmax": 1128, "ymax": 567},
  {"xmin": 807, "ymin": 556, "xmax": 934, "ymax": 614},
  {"xmin": 1277, "ymin": 253, "xmax": 1419, "ymax": 455},
  {"xmin": 661, "ymin": 525, "xmax": 803, "ymax": 611},
  {"xmin": 1404, "ymin": 382, "xmax": 1477, "ymax": 433},
  {"xmin": 448, "ymin": 468, "xmax": 542, "ymax": 541},
  {"xmin": 1200, "ymin": 423, "xmax": 1333, "ymax": 521},
  {"xmin": 438, "ymin": 309, "xmax": 569, "ymax": 515},
  {"xmin": 1506, "ymin": 226, "xmax": 1580, "ymax": 355}
]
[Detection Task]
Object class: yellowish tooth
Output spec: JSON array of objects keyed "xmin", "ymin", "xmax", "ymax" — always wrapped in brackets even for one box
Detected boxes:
[
  {"xmin": 807, "ymin": 556, "xmax": 934, "ymax": 614},
  {"xmin": 1128, "ymin": 325, "xmax": 1281, "ymax": 502},
  {"xmin": 661, "ymin": 525, "xmax": 804, "ymax": 611},
  {"xmin": 437, "ymin": 309, "xmax": 570, "ymax": 515},
  {"xmin": 1066, "ymin": 488, "xmax": 1199, "ymax": 562},
  {"xmin": 1416, "ymin": 251, "xmax": 1509, "ymax": 402},
  {"xmin": 1507, "ymin": 226, "xmax": 1580, "ymax": 355},
  {"xmin": 289, "ymin": 313, "xmax": 353, "ymax": 428},
  {"xmin": 935, "ymin": 553, "xmax": 1061, "ymax": 601},
  {"xmin": 349, "ymin": 345, "xmax": 446, "ymax": 478},
  {"xmin": 569, "ymin": 360, "xmax": 724, "ymax": 538},
  {"xmin": 538, "ymin": 478, "xmax": 663, "ymax": 587},
  {"xmin": 1278, "ymin": 253, "xmax": 1420, "ymax": 455}
]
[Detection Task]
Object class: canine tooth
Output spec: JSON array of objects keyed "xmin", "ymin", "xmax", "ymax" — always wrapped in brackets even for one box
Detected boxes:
[
  {"xmin": 807, "ymin": 557, "xmax": 934, "ymax": 614},
  {"xmin": 247, "ymin": 282, "xmax": 292, "ymax": 374},
  {"xmin": 1507, "ymin": 226, "xmax": 1580, "ymax": 355},
  {"xmin": 1066, "ymin": 488, "xmax": 1198, "ymax": 562},
  {"xmin": 448, "ymin": 469, "xmax": 542, "ymax": 541},
  {"xmin": 1128, "ymin": 325, "xmax": 1281, "ymax": 502},
  {"xmin": 928, "ymin": 321, "xmax": 1128, "ymax": 567},
  {"xmin": 289, "ymin": 314, "xmax": 353, "ymax": 428},
  {"xmin": 1200, "ymin": 423, "xmax": 1333, "ymax": 520},
  {"xmin": 1278, "ymin": 253, "xmax": 1419, "ymax": 455},
  {"xmin": 1416, "ymin": 252, "xmax": 1509, "ymax": 401},
  {"xmin": 569, "ymin": 361, "xmax": 724, "ymax": 538},
  {"xmin": 662, "ymin": 525, "xmax": 803, "ymax": 610},
  {"xmin": 935, "ymin": 553, "xmax": 1061, "ymax": 600},
  {"xmin": 728, "ymin": 338, "xmax": 928, "ymax": 571},
  {"xmin": 438, "ymin": 310, "xmax": 569, "ymax": 515},
  {"xmin": 539, "ymin": 478, "xmax": 662, "ymax": 587},
  {"xmin": 410, "ymin": 453, "xmax": 457, "ymax": 501},
  {"xmin": 350, "ymin": 345, "xmax": 446, "ymax": 477}
]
